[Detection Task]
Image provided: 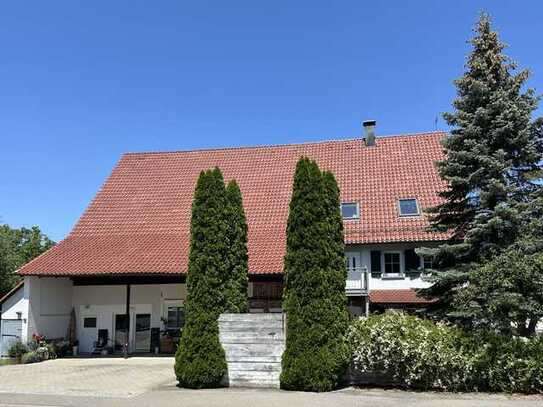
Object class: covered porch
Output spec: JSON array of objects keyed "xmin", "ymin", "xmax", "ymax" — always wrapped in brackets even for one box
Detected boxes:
[
  {"xmin": 24, "ymin": 275, "xmax": 187, "ymax": 356},
  {"xmin": 24, "ymin": 274, "xmax": 298, "ymax": 356}
]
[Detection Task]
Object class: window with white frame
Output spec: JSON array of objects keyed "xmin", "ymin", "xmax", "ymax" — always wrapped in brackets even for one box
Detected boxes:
[
  {"xmin": 422, "ymin": 256, "xmax": 433, "ymax": 271},
  {"xmin": 398, "ymin": 198, "xmax": 420, "ymax": 217},
  {"xmin": 341, "ymin": 202, "xmax": 360, "ymax": 219},
  {"xmin": 166, "ymin": 306, "xmax": 185, "ymax": 330},
  {"xmin": 163, "ymin": 300, "xmax": 185, "ymax": 331},
  {"xmin": 383, "ymin": 252, "xmax": 402, "ymax": 276}
]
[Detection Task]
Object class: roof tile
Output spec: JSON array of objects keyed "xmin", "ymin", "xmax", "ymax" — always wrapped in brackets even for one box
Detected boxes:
[{"xmin": 19, "ymin": 132, "xmax": 448, "ymax": 276}]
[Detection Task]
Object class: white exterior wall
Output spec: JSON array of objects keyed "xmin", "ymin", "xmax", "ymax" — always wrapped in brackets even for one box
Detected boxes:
[
  {"xmin": 25, "ymin": 276, "xmax": 73, "ymax": 342},
  {"xmin": 1, "ymin": 286, "xmax": 27, "ymax": 320},
  {"xmin": 72, "ymin": 284, "xmax": 186, "ymax": 329},
  {"xmin": 72, "ymin": 283, "xmax": 186, "ymax": 353},
  {"xmin": 346, "ymin": 243, "xmax": 434, "ymax": 291},
  {"xmin": 1, "ymin": 285, "xmax": 28, "ymax": 344}
]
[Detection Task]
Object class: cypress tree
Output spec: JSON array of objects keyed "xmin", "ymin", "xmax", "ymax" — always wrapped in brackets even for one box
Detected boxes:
[
  {"xmin": 224, "ymin": 180, "xmax": 249, "ymax": 313},
  {"xmin": 320, "ymin": 170, "xmax": 350, "ymax": 374},
  {"xmin": 174, "ymin": 168, "xmax": 228, "ymax": 388},
  {"xmin": 421, "ymin": 13, "xmax": 543, "ymax": 322},
  {"xmin": 280, "ymin": 158, "xmax": 349, "ymax": 392}
]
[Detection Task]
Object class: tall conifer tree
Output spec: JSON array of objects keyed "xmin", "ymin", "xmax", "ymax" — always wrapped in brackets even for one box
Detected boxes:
[
  {"xmin": 224, "ymin": 180, "xmax": 249, "ymax": 313},
  {"xmin": 175, "ymin": 168, "xmax": 228, "ymax": 388},
  {"xmin": 421, "ymin": 13, "xmax": 543, "ymax": 322},
  {"xmin": 280, "ymin": 158, "xmax": 348, "ymax": 392}
]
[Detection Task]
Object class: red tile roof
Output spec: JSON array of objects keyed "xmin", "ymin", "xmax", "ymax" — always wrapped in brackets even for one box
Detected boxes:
[
  {"xmin": 370, "ymin": 289, "xmax": 436, "ymax": 304},
  {"xmin": 19, "ymin": 132, "xmax": 448, "ymax": 277}
]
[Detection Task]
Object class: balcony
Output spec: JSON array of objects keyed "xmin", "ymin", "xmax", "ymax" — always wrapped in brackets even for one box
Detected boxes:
[{"xmin": 346, "ymin": 266, "xmax": 369, "ymax": 296}]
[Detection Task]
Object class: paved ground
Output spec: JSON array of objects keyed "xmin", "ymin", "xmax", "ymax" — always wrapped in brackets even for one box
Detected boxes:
[
  {"xmin": 0, "ymin": 357, "xmax": 542, "ymax": 406},
  {"xmin": 0, "ymin": 357, "xmax": 176, "ymax": 398}
]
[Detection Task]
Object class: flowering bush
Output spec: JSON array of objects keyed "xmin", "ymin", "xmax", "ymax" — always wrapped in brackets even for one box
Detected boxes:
[
  {"xmin": 347, "ymin": 311, "xmax": 543, "ymax": 393},
  {"xmin": 7, "ymin": 333, "xmax": 59, "ymax": 365}
]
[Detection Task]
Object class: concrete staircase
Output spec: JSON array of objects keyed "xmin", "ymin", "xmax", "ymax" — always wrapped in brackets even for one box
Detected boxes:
[{"xmin": 218, "ymin": 313, "xmax": 285, "ymax": 388}]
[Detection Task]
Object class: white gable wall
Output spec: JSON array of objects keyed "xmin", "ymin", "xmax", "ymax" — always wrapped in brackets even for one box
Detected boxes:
[
  {"xmin": 1, "ymin": 285, "xmax": 28, "ymax": 344},
  {"xmin": 25, "ymin": 276, "xmax": 73, "ymax": 341},
  {"xmin": 1, "ymin": 285, "xmax": 26, "ymax": 320}
]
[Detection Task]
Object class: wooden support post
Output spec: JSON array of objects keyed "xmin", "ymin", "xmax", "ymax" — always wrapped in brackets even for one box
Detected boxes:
[
  {"xmin": 124, "ymin": 284, "xmax": 131, "ymax": 359},
  {"xmin": 365, "ymin": 295, "xmax": 370, "ymax": 317}
]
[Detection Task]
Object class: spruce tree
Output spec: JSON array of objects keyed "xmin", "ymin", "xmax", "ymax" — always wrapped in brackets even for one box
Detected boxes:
[
  {"xmin": 455, "ymin": 186, "xmax": 543, "ymax": 336},
  {"xmin": 224, "ymin": 180, "xmax": 249, "ymax": 313},
  {"xmin": 175, "ymin": 168, "xmax": 228, "ymax": 388},
  {"xmin": 421, "ymin": 13, "xmax": 543, "ymax": 323},
  {"xmin": 280, "ymin": 158, "xmax": 349, "ymax": 392}
]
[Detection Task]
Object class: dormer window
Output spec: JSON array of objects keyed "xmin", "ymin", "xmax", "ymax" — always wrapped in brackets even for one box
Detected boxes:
[
  {"xmin": 341, "ymin": 202, "xmax": 359, "ymax": 219},
  {"xmin": 398, "ymin": 198, "xmax": 420, "ymax": 217}
]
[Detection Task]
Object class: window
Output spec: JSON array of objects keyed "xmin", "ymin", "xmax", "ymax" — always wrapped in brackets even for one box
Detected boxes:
[
  {"xmin": 422, "ymin": 256, "xmax": 433, "ymax": 271},
  {"xmin": 398, "ymin": 199, "xmax": 420, "ymax": 216},
  {"xmin": 166, "ymin": 306, "xmax": 185, "ymax": 329},
  {"xmin": 383, "ymin": 252, "xmax": 401, "ymax": 276},
  {"xmin": 251, "ymin": 282, "xmax": 283, "ymax": 299},
  {"xmin": 341, "ymin": 202, "xmax": 360, "ymax": 219},
  {"xmin": 83, "ymin": 317, "xmax": 97, "ymax": 328}
]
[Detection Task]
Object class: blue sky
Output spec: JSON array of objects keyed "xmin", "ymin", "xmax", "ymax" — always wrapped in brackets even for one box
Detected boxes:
[{"xmin": 1, "ymin": 1, "xmax": 542, "ymax": 241}]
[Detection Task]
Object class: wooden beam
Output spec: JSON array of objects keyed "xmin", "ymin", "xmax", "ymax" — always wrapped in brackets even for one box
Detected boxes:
[{"xmin": 72, "ymin": 275, "xmax": 186, "ymax": 286}]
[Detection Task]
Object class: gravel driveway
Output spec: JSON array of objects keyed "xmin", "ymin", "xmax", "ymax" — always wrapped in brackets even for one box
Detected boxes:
[{"xmin": 0, "ymin": 357, "xmax": 175, "ymax": 398}]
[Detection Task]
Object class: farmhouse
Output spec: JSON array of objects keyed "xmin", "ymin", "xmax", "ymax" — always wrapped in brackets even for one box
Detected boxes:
[{"xmin": 3, "ymin": 123, "xmax": 448, "ymax": 354}]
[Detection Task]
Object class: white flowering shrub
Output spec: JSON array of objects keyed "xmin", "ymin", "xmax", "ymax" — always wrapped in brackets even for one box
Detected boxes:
[
  {"xmin": 347, "ymin": 311, "xmax": 468, "ymax": 390},
  {"xmin": 347, "ymin": 311, "xmax": 543, "ymax": 393}
]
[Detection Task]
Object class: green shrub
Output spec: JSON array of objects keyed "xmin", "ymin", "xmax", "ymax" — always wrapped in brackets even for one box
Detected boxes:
[
  {"xmin": 224, "ymin": 179, "xmax": 249, "ymax": 313},
  {"xmin": 21, "ymin": 351, "xmax": 42, "ymax": 364},
  {"xmin": 347, "ymin": 312, "xmax": 543, "ymax": 393},
  {"xmin": 8, "ymin": 341, "xmax": 28, "ymax": 359},
  {"xmin": 175, "ymin": 312, "xmax": 227, "ymax": 388},
  {"xmin": 281, "ymin": 159, "xmax": 349, "ymax": 392},
  {"xmin": 462, "ymin": 331, "xmax": 543, "ymax": 393},
  {"xmin": 49, "ymin": 340, "xmax": 69, "ymax": 358},
  {"xmin": 174, "ymin": 168, "xmax": 228, "ymax": 388}
]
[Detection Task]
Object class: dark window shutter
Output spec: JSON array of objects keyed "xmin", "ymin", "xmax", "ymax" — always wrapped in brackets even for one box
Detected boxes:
[
  {"xmin": 404, "ymin": 249, "xmax": 420, "ymax": 271},
  {"xmin": 370, "ymin": 250, "xmax": 381, "ymax": 273}
]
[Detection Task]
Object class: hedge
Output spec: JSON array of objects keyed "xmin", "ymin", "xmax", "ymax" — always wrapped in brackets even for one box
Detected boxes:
[{"xmin": 347, "ymin": 311, "xmax": 543, "ymax": 393}]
